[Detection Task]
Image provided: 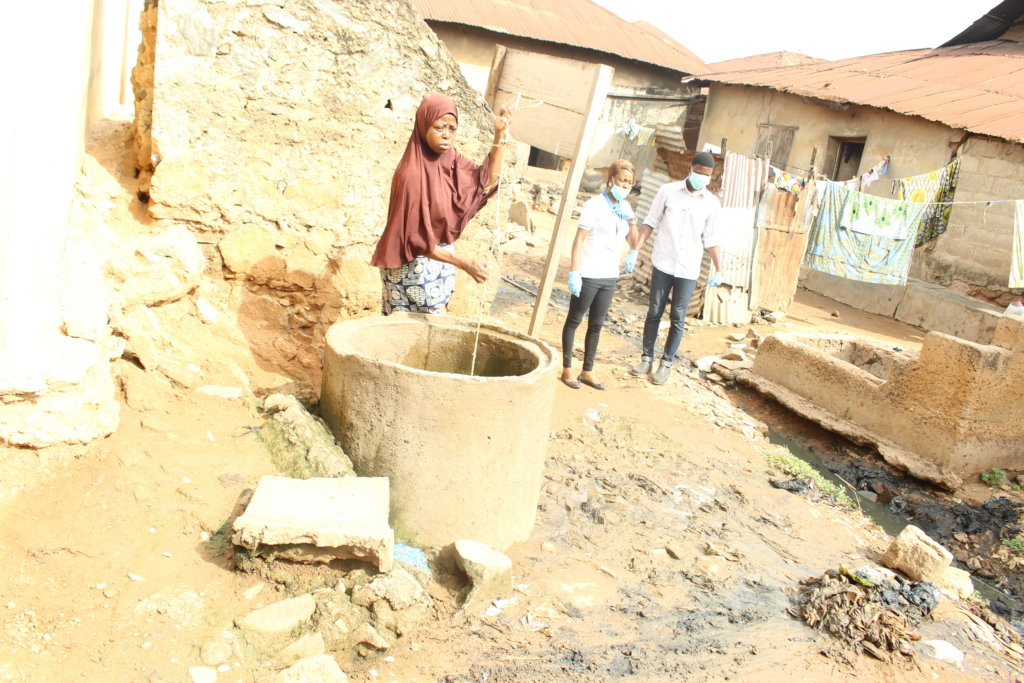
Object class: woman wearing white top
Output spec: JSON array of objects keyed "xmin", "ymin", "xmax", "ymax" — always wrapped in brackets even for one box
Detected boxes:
[{"xmin": 560, "ymin": 160, "xmax": 640, "ymax": 390}]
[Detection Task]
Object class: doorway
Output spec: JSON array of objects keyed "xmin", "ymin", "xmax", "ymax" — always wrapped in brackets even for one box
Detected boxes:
[{"xmin": 823, "ymin": 136, "xmax": 865, "ymax": 181}]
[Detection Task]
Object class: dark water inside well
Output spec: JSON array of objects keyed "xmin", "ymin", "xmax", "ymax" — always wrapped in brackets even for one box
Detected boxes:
[{"xmin": 768, "ymin": 429, "xmax": 1024, "ymax": 618}]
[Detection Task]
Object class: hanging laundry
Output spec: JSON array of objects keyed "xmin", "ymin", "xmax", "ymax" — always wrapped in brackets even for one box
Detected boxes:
[
  {"xmin": 804, "ymin": 183, "xmax": 928, "ymax": 285},
  {"xmin": 839, "ymin": 190, "xmax": 921, "ymax": 239},
  {"xmin": 801, "ymin": 179, "xmax": 827, "ymax": 233},
  {"xmin": 620, "ymin": 117, "xmax": 640, "ymax": 140},
  {"xmin": 1012, "ymin": 200, "xmax": 1024, "ymax": 289},
  {"xmin": 859, "ymin": 155, "xmax": 890, "ymax": 188},
  {"xmin": 635, "ymin": 126, "xmax": 656, "ymax": 146},
  {"xmin": 896, "ymin": 157, "xmax": 961, "ymax": 246},
  {"xmin": 771, "ymin": 166, "xmax": 807, "ymax": 196}
]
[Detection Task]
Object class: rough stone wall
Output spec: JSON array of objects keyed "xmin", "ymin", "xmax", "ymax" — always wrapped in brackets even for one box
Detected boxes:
[
  {"xmin": 140, "ymin": 0, "xmax": 509, "ymax": 380},
  {"xmin": 915, "ymin": 136, "xmax": 1024, "ymax": 297}
]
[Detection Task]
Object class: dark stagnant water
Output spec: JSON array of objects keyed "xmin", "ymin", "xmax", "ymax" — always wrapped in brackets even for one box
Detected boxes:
[{"xmin": 768, "ymin": 428, "xmax": 1024, "ymax": 620}]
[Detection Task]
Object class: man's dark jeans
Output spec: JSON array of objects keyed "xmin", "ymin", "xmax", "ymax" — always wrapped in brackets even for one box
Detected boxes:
[{"xmin": 641, "ymin": 266, "xmax": 697, "ymax": 366}]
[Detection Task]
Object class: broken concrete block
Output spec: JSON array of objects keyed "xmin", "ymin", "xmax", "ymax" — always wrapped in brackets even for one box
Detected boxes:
[
  {"xmin": 235, "ymin": 594, "xmax": 316, "ymax": 634},
  {"xmin": 261, "ymin": 394, "xmax": 355, "ymax": 478},
  {"xmin": 274, "ymin": 654, "xmax": 349, "ymax": 682},
  {"xmin": 880, "ymin": 525, "xmax": 953, "ymax": 582},
  {"xmin": 934, "ymin": 565, "xmax": 974, "ymax": 600},
  {"xmin": 507, "ymin": 200, "xmax": 532, "ymax": 230},
  {"xmin": 274, "ymin": 632, "xmax": 326, "ymax": 668},
  {"xmin": 450, "ymin": 539, "xmax": 513, "ymax": 608},
  {"xmin": 349, "ymin": 566, "xmax": 431, "ymax": 611},
  {"xmin": 351, "ymin": 622, "xmax": 390, "ymax": 650},
  {"xmin": 232, "ymin": 476, "xmax": 393, "ymax": 571}
]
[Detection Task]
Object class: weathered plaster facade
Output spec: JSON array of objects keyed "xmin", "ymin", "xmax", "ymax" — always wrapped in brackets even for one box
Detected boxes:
[
  {"xmin": 697, "ymin": 84, "xmax": 1023, "ymax": 299},
  {"xmin": 427, "ymin": 23, "xmax": 700, "ymax": 171}
]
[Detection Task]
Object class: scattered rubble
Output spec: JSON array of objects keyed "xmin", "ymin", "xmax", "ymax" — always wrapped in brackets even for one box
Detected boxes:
[{"xmin": 444, "ymin": 539, "xmax": 514, "ymax": 610}]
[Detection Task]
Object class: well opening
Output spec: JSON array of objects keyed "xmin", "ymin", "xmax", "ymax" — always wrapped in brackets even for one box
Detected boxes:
[{"xmin": 346, "ymin": 322, "xmax": 541, "ymax": 378}]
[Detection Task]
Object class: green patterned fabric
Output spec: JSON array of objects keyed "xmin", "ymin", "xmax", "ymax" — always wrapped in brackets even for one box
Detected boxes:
[
  {"xmin": 896, "ymin": 157, "xmax": 961, "ymax": 246},
  {"xmin": 804, "ymin": 182, "xmax": 928, "ymax": 286}
]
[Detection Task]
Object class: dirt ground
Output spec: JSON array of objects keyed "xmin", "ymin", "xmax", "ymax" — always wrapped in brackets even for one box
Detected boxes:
[{"xmin": 2, "ymin": 128, "xmax": 1023, "ymax": 682}]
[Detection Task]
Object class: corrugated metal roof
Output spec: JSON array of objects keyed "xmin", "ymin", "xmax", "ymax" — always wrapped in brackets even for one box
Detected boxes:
[
  {"xmin": 942, "ymin": 0, "xmax": 1024, "ymax": 46},
  {"xmin": 709, "ymin": 51, "xmax": 826, "ymax": 73},
  {"xmin": 411, "ymin": 0, "xmax": 707, "ymax": 75},
  {"xmin": 696, "ymin": 40, "xmax": 1024, "ymax": 143}
]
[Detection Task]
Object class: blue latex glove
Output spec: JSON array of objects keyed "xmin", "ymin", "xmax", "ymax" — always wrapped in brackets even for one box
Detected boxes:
[
  {"xmin": 614, "ymin": 203, "xmax": 635, "ymax": 222},
  {"xmin": 624, "ymin": 250, "xmax": 638, "ymax": 274},
  {"xmin": 708, "ymin": 272, "xmax": 723, "ymax": 287},
  {"xmin": 568, "ymin": 271, "xmax": 582, "ymax": 297}
]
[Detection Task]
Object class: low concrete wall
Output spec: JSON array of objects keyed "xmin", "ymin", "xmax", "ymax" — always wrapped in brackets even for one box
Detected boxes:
[
  {"xmin": 800, "ymin": 270, "xmax": 1003, "ymax": 345},
  {"xmin": 749, "ymin": 320, "xmax": 1024, "ymax": 484},
  {"xmin": 320, "ymin": 314, "xmax": 558, "ymax": 550},
  {"xmin": 798, "ymin": 268, "xmax": 906, "ymax": 317},
  {"xmin": 893, "ymin": 281, "xmax": 1002, "ymax": 345}
]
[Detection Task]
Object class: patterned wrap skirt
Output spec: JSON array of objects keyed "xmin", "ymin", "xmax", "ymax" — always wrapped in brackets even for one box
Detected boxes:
[{"xmin": 379, "ymin": 245, "xmax": 457, "ymax": 315}]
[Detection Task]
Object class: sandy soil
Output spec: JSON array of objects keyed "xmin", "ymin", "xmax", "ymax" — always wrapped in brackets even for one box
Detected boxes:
[{"xmin": 1, "ymin": 127, "xmax": 1021, "ymax": 682}]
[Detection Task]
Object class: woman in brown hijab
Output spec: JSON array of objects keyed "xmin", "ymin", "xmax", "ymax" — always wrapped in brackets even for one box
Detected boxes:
[{"xmin": 371, "ymin": 94, "xmax": 511, "ymax": 314}]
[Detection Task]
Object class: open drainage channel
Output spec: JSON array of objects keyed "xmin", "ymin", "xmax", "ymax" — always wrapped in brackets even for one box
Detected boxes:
[{"xmin": 768, "ymin": 427, "xmax": 1024, "ymax": 624}]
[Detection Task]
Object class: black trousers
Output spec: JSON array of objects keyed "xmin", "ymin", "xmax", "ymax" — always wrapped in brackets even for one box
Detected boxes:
[{"xmin": 561, "ymin": 277, "xmax": 617, "ymax": 371}]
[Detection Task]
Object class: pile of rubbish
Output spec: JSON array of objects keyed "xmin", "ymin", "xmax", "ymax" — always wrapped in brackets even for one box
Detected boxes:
[{"xmin": 790, "ymin": 566, "xmax": 939, "ymax": 661}]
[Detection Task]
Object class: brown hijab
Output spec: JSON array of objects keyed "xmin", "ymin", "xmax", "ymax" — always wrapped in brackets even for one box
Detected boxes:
[{"xmin": 370, "ymin": 94, "xmax": 496, "ymax": 268}]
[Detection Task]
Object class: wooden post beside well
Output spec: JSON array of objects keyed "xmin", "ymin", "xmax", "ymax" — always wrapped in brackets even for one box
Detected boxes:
[{"xmin": 527, "ymin": 64, "xmax": 614, "ymax": 337}]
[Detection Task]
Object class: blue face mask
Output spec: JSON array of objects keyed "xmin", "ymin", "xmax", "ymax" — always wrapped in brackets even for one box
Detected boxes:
[
  {"xmin": 688, "ymin": 172, "xmax": 711, "ymax": 191},
  {"xmin": 609, "ymin": 185, "xmax": 629, "ymax": 201}
]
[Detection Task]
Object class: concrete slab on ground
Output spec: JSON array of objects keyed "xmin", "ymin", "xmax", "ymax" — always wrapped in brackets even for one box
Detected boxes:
[
  {"xmin": 232, "ymin": 475, "xmax": 394, "ymax": 571},
  {"xmin": 798, "ymin": 268, "xmax": 906, "ymax": 317},
  {"xmin": 800, "ymin": 269, "xmax": 1003, "ymax": 344},
  {"xmin": 894, "ymin": 280, "xmax": 1002, "ymax": 345}
]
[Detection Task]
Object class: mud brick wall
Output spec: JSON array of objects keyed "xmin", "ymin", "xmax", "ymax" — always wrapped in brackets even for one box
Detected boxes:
[
  {"xmin": 137, "ymin": 0, "xmax": 509, "ymax": 378},
  {"xmin": 916, "ymin": 136, "xmax": 1024, "ymax": 295}
]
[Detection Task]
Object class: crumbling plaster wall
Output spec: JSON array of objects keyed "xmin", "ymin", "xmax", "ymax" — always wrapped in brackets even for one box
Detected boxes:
[{"xmin": 137, "ymin": 0, "xmax": 510, "ymax": 381}]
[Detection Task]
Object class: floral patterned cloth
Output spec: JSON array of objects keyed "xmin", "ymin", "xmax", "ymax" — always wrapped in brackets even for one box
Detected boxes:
[
  {"xmin": 772, "ymin": 167, "xmax": 807, "ymax": 196},
  {"xmin": 379, "ymin": 245, "xmax": 457, "ymax": 315},
  {"xmin": 804, "ymin": 183, "xmax": 927, "ymax": 286},
  {"xmin": 896, "ymin": 157, "xmax": 961, "ymax": 246}
]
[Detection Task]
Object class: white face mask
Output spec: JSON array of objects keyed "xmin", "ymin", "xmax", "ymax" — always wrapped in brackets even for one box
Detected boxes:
[{"xmin": 689, "ymin": 172, "xmax": 711, "ymax": 191}]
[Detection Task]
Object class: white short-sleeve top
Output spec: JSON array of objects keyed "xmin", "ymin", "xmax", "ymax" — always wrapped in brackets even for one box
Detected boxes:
[{"xmin": 577, "ymin": 192, "xmax": 632, "ymax": 279}]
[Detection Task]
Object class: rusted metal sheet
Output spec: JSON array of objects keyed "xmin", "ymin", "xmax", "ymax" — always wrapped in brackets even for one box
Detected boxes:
[
  {"xmin": 750, "ymin": 184, "xmax": 811, "ymax": 312},
  {"xmin": 412, "ymin": 0, "xmax": 707, "ymax": 75},
  {"xmin": 697, "ymin": 41, "xmax": 1024, "ymax": 143},
  {"xmin": 709, "ymin": 51, "xmax": 825, "ymax": 72}
]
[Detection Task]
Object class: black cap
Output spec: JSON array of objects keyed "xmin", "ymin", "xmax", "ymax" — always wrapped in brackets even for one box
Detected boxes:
[{"xmin": 692, "ymin": 151, "xmax": 715, "ymax": 168}]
